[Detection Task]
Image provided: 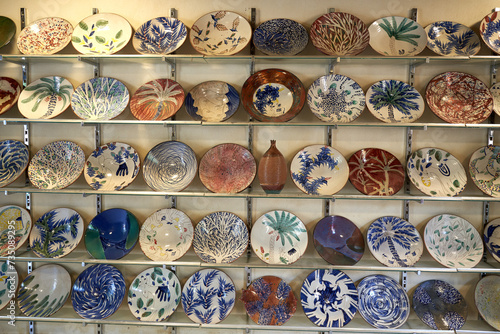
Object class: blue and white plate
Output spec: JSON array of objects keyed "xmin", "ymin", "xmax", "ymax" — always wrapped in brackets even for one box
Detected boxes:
[
  {"xmin": 0, "ymin": 205, "xmax": 31, "ymax": 256},
  {"xmin": 253, "ymin": 18, "xmax": 308, "ymax": 56},
  {"xmin": 425, "ymin": 21, "xmax": 480, "ymax": 56},
  {"xmin": 133, "ymin": 17, "xmax": 187, "ymax": 55},
  {"xmin": 0, "ymin": 139, "xmax": 29, "ymax": 188},
  {"xmin": 484, "ymin": 218, "xmax": 500, "ymax": 263},
  {"xmin": 185, "ymin": 81, "xmax": 240, "ymax": 122},
  {"xmin": 0, "ymin": 261, "xmax": 17, "ymax": 311}
]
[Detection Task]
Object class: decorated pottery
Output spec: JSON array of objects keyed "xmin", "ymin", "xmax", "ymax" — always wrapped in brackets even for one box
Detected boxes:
[
  {"xmin": 475, "ymin": 275, "xmax": 500, "ymax": 331},
  {"xmin": 242, "ymin": 275, "xmax": 296, "ymax": 325},
  {"xmin": 253, "ymin": 18, "xmax": 308, "ymax": 56},
  {"xmin": 185, "ymin": 81, "xmax": 240, "ymax": 122},
  {"xmin": 425, "ymin": 21, "xmax": 481, "ymax": 56},
  {"xmin": 491, "ymin": 82, "xmax": 500, "ymax": 117},
  {"xmin": 469, "ymin": 145, "xmax": 500, "ymax": 197},
  {"xmin": 258, "ymin": 140, "xmax": 287, "ymax": 194},
  {"xmin": 480, "ymin": 11, "xmax": 500, "ymax": 54},
  {"xmin": 0, "ymin": 261, "xmax": 17, "ymax": 311},
  {"xmin": 133, "ymin": 17, "xmax": 187, "ymax": 54},
  {"xmin": 128, "ymin": 267, "xmax": 181, "ymax": 322},
  {"xmin": 484, "ymin": 218, "xmax": 500, "ymax": 263},
  {"xmin": 17, "ymin": 17, "xmax": 73, "ymax": 54},
  {"xmin": 0, "ymin": 77, "xmax": 21, "ymax": 115},
  {"xmin": 0, "ymin": 17, "xmax": 16, "ymax": 49},
  {"xmin": 193, "ymin": 211, "xmax": 248, "ymax": 263},
  {"xmin": 182, "ymin": 269, "xmax": 235, "ymax": 324},
  {"xmin": 0, "ymin": 139, "xmax": 29, "ymax": 188},
  {"xmin": 369, "ymin": 16, "xmax": 426, "ymax": 56},
  {"xmin": 424, "ymin": 214, "xmax": 483, "ymax": 268},
  {"xmin": 0, "ymin": 206, "xmax": 31, "ymax": 256}
]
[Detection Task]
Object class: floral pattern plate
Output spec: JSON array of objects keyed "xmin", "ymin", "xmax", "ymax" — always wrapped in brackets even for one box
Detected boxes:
[
  {"xmin": 0, "ymin": 261, "xmax": 17, "ymax": 311},
  {"xmin": 0, "ymin": 17, "xmax": 16, "ymax": 49},
  {"xmin": 0, "ymin": 77, "xmax": 21, "ymax": 115},
  {"xmin": 253, "ymin": 18, "xmax": 308, "ymax": 56},
  {"xmin": 475, "ymin": 275, "xmax": 500, "ymax": 331},
  {"xmin": 480, "ymin": 12, "xmax": 500, "ymax": 54},
  {"xmin": 0, "ymin": 206, "xmax": 31, "ymax": 256},
  {"xmin": 185, "ymin": 81, "xmax": 240, "ymax": 122},
  {"xmin": 369, "ymin": 16, "xmax": 426, "ymax": 56},
  {"xmin": 484, "ymin": 218, "xmax": 500, "ymax": 263},
  {"xmin": 133, "ymin": 17, "xmax": 187, "ymax": 55},
  {"xmin": 0, "ymin": 139, "xmax": 29, "ymax": 188},
  {"xmin": 17, "ymin": 17, "xmax": 73, "ymax": 54},
  {"xmin": 425, "ymin": 21, "xmax": 481, "ymax": 56},
  {"xmin": 469, "ymin": 145, "xmax": 500, "ymax": 197}
]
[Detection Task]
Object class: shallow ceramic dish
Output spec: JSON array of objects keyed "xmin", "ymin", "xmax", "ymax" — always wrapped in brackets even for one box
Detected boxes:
[
  {"xmin": 253, "ymin": 18, "xmax": 308, "ymax": 56},
  {"xmin": 413, "ymin": 279, "xmax": 467, "ymax": 330},
  {"xmin": 367, "ymin": 216, "xmax": 423, "ymax": 267},
  {"xmin": 133, "ymin": 17, "xmax": 187, "ymax": 55},
  {"xmin": 407, "ymin": 147, "xmax": 467, "ymax": 197},
  {"xmin": 424, "ymin": 214, "xmax": 483, "ymax": 268},
  {"xmin": 366, "ymin": 80, "xmax": 424, "ymax": 123},
  {"xmin": 72, "ymin": 264, "xmax": 125, "ymax": 319},
  {"xmin": 18, "ymin": 76, "xmax": 74, "ymax": 119},
  {"xmin": 308, "ymin": 74, "xmax": 365, "ymax": 123},
  {"xmin": 484, "ymin": 218, "xmax": 500, "ymax": 263},
  {"xmin": 143, "ymin": 141, "xmax": 197, "ymax": 192},
  {"xmin": 193, "ymin": 211, "xmax": 248, "ymax": 263},
  {"xmin": 357, "ymin": 275, "xmax": 409, "ymax": 329},
  {"xmin": 369, "ymin": 16, "xmax": 426, "ymax": 56},
  {"xmin": 242, "ymin": 275, "xmax": 296, "ymax": 325},
  {"xmin": 469, "ymin": 145, "xmax": 500, "ymax": 197},
  {"xmin": 0, "ymin": 139, "xmax": 29, "ymax": 188},
  {"xmin": 17, "ymin": 17, "xmax": 73, "ymax": 54},
  {"xmin": 0, "ymin": 17, "xmax": 16, "ymax": 49},
  {"xmin": 190, "ymin": 10, "xmax": 251, "ymax": 56},
  {"xmin": 480, "ymin": 12, "xmax": 500, "ymax": 54},
  {"xmin": 0, "ymin": 261, "xmax": 17, "ymax": 311},
  {"xmin": 29, "ymin": 208, "xmax": 84, "ymax": 259},
  {"xmin": 28, "ymin": 140, "xmax": 85, "ymax": 190},
  {"xmin": 72, "ymin": 13, "xmax": 132, "ymax": 55},
  {"xmin": 425, "ymin": 21, "xmax": 481, "ymax": 56},
  {"xmin": 71, "ymin": 77, "xmax": 129, "ymax": 120},
  {"xmin": 491, "ymin": 82, "xmax": 500, "ymax": 117},
  {"xmin": 185, "ymin": 81, "xmax": 239, "ymax": 122},
  {"xmin": 128, "ymin": 267, "xmax": 181, "ymax": 321},
  {"xmin": 291, "ymin": 144, "xmax": 349, "ymax": 195},
  {"xmin": 130, "ymin": 79, "xmax": 185, "ymax": 121},
  {"xmin": 475, "ymin": 275, "xmax": 500, "ymax": 330},
  {"xmin": 199, "ymin": 143, "xmax": 256, "ymax": 193},
  {"xmin": 85, "ymin": 208, "xmax": 139, "ymax": 260},
  {"xmin": 301, "ymin": 269, "xmax": 357, "ymax": 327},
  {"xmin": 182, "ymin": 269, "xmax": 235, "ymax": 324},
  {"xmin": 18, "ymin": 264, "xmax": 71, "ymax": 317},
  {"xmin": 0, "ymin": 77, "xmax": 21, "ymax": 115},
  {"xmin": 426, "ymin": 71, "xmax": 493, "ymax": 124},
  {"xmin": 0, "ymin": 206, "xmax": 31, "ymax": 256}
]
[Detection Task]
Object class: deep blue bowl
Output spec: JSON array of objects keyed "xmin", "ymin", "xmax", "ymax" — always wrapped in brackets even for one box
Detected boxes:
[{"xmin": 253, "ymin": 18, "xmax": 308, "ymax": 56}]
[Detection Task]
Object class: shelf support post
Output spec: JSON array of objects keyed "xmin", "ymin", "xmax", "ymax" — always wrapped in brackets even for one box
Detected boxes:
[{"xmin": 250, "ymin": 8, "xmax": 256, "ymax": 55}]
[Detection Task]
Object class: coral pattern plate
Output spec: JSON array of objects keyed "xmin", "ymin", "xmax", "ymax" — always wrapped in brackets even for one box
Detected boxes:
[
  {"xmin": 0, "ymin": 77, "xmax": 21, "ymax": 115},
  {"xmin": 0, "ymin": 206, "xmax": 31, "ymax": 256},
  {"xmin": 0, "ymin": 261, "xmax": 17, "ymax": 311},
  {"xmin": 480, "ymin": 12, "xmax": 500, "ymax": 54},
  {"xmin": 425, "ymin": 21, "xmax": 480, "ymax": 56},
  {"xmin": 17, "ymin": 17, "xmax": 73, "ymax": 54},
  {"xmin": 185, "ymin": 81, "xmax": 240, "ymax": 122},
  {"xmin": 369, "ymin": 16, "xmax": 426, "ymax": 56},
  {"xmin": 469, "ymin": 145, "xmax": 500, "ymax": 197},
  {"xmin": 0, "ymin": 139, "xmax": 29, "ymax": 188},
  {"xmin": 253, "ymin": 18, "xmax": 308, "ymax": 56},
  {"xmin": 0, "ymin": 17, "xmax": 16, "ymax": 49},
  {"xmin": 133, "ymin": 17, "xmax": 187, "ymax": 55},
  {"xmin": 475, "ymin": 275, "xmax": 500, "ymax": 331},
  {"xmin": 484, "ymin": 218, "xmax": 500, "ymax": 263}
]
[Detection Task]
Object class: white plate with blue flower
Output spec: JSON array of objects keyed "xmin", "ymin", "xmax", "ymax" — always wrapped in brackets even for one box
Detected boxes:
[{"xmin": 133, "ymin": 17, "xmax": 187, "ymax": 55}]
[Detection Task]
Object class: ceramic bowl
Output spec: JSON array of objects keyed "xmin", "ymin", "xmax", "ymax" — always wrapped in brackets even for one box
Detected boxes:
[
  {"xmin": 291, "ymin": 144, "xmax": 349, "ymax": 195},
  {"xmin": 367, "ymin": 216, "xmax": 423, "ymax": 267},
  {"xmin": 0, "ymin": 17, "xmax": 16, "ymax": 49},
  {"xmin": 199, "ymin": 143, "xmax": 256, "ymax": 193},
  {"xmin": 424, "ymin": 214, "xmax": 483, "ymax": 268},
  {"xmin": 85, "ymin": 208, "xmax": 139, "ymax": 260},
  {"xmin": 368, "ymin": 16, "xmax": 426, "ymax": 56},
  {"xmin": 357, "ymin": 275, "xmax": 409, "ymax": 329},
  {"xmin": 426, "ymin": 71, "xmax": 493, "ymax": 124},
  {"xmin": 17, "ymin": 17, "xmax": 73, "ymax": 54},
  {"xmin": 29, "ymin": 208, "xmax": 84, "ymax": 259},
  {"xmin": 0, "ymin": 77, "xmax": 21, "ymax": 115},
  {"xmin": 0, "ymin": 205, "xmax": 31, "ymax": 256},
  {"xmin": 253, "ymin": 18, "xmax": 308, "ymax": 56},
  {"xmin": 425, "ymin": 21, "xmax": 481, "ymax": 56},
  {"xmin": 128, "ymin": 267, "xmax": 181, "ymax": 321},
  {"xmin": 242, "ymin": 275, "xmax": 296, "ymax": 325},
  {"xmin": 413, "ymin": 279, "xmax": 467, "ymax": 330},
  {"xmin": 484, "ymin": 218, "xmax": 500, "ymax": 263},
  {"xmin": 72, "ymin": 13, "xmax": 132, "ymax": 55},
  {"xmin": 480, "ymin": 12, "xmax": 500, "ymax": 54},
  {"xmin": 366, "ymin": 80, "xmax": 425, "ymax": 123},
  {"xmin": 133, "ymin": 17, "xmax": 187, "ymax": 55},
  {"xmin": 0, "ymin": 261, "xmax": 17, "ymax": 311},
  {"xmin": 28, "ymin": 140, "xmax": 85, "ymax": 190},
  {"xmin": 242, "ymin": 69, "xmax": 305, "ymax": 122},
  {"xmin": 193, "ymin": 211, "xmax": 248, "ymax": 264},
  {"xmin": 130, "ymin": 79, "xmax": 185, "ymax": 121},
  {"xmin": 469, "ymin": 145, "xmax": 500, "ymax": 197},
  {"xmin": 71, "ymin": 77, "xmax": 129, "ymax": 120},
  {"xmin": 308, "ymin": 74, "xmax": 365, "ymax": 123},
  {"xmin": 182, "ymin": 269, "xmax": 235, "ymax": 324},
  {"xmin": 251, "ymin": 210, "xmax": 307, "ymax": 265},
  {"xmin": 185, "ymin": 81, "xmax": 239, "ymax": 122},
  {"xmin": 0, "ymin": 139, "xmax": 29, "ymax": 188},
  {"xmin": 190, "ymin": 10, "xmax": 251, "ymax": 56},
  {"xmin": 72, "ymin": 264, "xmax": 125, "ymax": 319},
  {"xmin": 407, "ymin": 147, "xmax": 467, "ymax": 197},
  {"xmin": 491, "ymin": 82, "xmax": 500, "ymax": 117},
  {"xmin": 18, "ymin": 76, "xmax": 74, "ymax": 119},
  {"xmin": 475, "ymin": 275, "xmax": 500, "ymax": 331},
  {"xmin": 18, "ymin": 264, "xmax": 71, "ymax": 317},
  {"xmin": 143, "ymin": 141, "xmax": 197, "ymax": 192}
]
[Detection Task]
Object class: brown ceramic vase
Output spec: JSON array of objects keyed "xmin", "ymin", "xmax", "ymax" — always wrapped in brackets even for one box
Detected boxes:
[{"xmin": 258, "ymin": 140, "xmax": 287, "ymax": 194}]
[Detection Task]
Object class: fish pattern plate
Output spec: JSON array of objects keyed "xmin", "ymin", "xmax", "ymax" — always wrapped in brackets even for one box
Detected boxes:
[
  {"xmin": 133, "ymin": 17, "xmax": 187, "ymax": 55},
  {"xmin": 17, "ymin": 17, "xmax": 73, "ymax": 54},
  {"xmin": 253, "ymin": 18, "xmax": 308, "ymax": 56},
  {"xmin": 0, "ymin": 77, "xmax": 21, "ymax": 115},
  {"xmin": 0, "ymin": 139, "xmax": 29, "ymax": 188},
  {"xmin": 469, "ymin": 145, "xmax": 500, "ymax": 197},
  {"xmin": 0, "ymin": 206, "xmax": 31, "ymax": 257},
  {"xmin": 425, "ymin": 21, "xmax": 481, "ymax": 56},
  {"xmin": 185, "ymin": 81, "xmax": 240, "ymax": 122}
]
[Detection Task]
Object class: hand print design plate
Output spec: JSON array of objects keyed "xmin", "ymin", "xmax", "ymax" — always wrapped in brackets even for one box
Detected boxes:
[
  {"xmin": 475, "ymin": 275, "xmax": 500, "ymax": 331},
  {"xmin": 253, "ymin": 18, "xmax": 308, "ymax": 56},
  {"xmin": 469, "ymin": 145, "xmax": 500, "ymax": 197},
  {"xmin": 133, "ymin": 17, "xmax": 187, "ymax": 55},
  {"xmin": 17, "ymin": 17, "xmax": 73, "ymax": 54},
  {"xmin": 0, "ymin": 17, "xmax": 16, "ymax": 49},
  {"xmin": 185, "ymin": 81, "xmax": 240, "ymax": 122},
  {"xmin": 484, "ymin": 218, "xmax": 500, "ymax": 263},
  {"xmin": 0, "ymin": 77, "xmax": 21, "ymax": 115},
  {"xmin": 0, "ymin": 206, "xmax": 31, "ymax": 256},
  {"xmin": 369, "ymin": 16, "xmax": 426, "ymax": 56},
  {"xmin": 0, "ymin": 139, "xmax": 29, "ymax": 188},
  {"xmin": 480, "ymin": 11, "xmax": 500, "ymax": 54},
  {"xmin": 0, "ymin": 261, "xmax": 17, "ymax": 311},
  {"xmin": 425, "ymin": 21, "xmax": 481, "ymax": 56}
]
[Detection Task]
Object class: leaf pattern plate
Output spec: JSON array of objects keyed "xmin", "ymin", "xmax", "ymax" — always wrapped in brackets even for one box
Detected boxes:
[
  {"xmin": 480, "ymin": 11, "xmax": 500, "ymax": 54},
  {"xmin": 0, "ymin": 16, "xmax": 16, "ymax": 49},
  {"xmin": 133, "ymin": 17, "xmax": 187, "ymax": 55},
  {"xmin": 484, "ymin": 218, "xmax": 500, "ymax": 263},
  {"xmin": 0, "ymin": 139, "xmax": 29, "ymax": 188},
  {"xmin": 0, "ymin": 205, "xmax": 31, "ymax": 257},
  {"xmin": 469, "ymin": 145, "xmax": 500, "ymax": 197},
  {"xmin": 475, "ymin": 275, "xmax": 500, "ymax": 331},
  {"xmin": 253, "ymin": 18, "xmax": 308, "ymax": 56},
  {"xmin": 425, "ymin": 21, "xmax": 481, "ymax": 56},
  {"xmin": 0, "ymin": 261, "xmax": 17, "ymax": 311},
  {"xmin": 17, "ymin": 17, "xmax": 73, "ymax": 54},
  {"xmin": 0, "ymin": 77, "xmax": 21, "ymax": 115}
]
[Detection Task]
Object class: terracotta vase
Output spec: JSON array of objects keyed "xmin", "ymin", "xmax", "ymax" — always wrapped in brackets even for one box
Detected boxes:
[{"xmin": 258, "ymin": 140, "xmax": 287, "ymax": 194}]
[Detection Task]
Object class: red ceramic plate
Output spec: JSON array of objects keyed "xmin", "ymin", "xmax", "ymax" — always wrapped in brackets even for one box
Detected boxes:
[{"xmin": 0, "ymin": 77, "xmax": 20, "ymax": 115}]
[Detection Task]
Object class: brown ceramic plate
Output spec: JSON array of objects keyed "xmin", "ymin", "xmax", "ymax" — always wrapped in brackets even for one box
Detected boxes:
[{"xmin": 0, "ymin": 77, "xmax": 20, "ymax": 115}]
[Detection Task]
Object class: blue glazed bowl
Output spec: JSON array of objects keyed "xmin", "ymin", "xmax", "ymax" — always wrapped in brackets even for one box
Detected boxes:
[{"xmin": 253, "ymin": 18, "xmax": 308, "ymax": 56}]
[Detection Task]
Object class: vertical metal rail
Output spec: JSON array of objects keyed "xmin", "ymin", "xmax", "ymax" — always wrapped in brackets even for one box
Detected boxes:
[{"xmin": 324, "ymin": 126, "xmax": 335, "ymax": 217}]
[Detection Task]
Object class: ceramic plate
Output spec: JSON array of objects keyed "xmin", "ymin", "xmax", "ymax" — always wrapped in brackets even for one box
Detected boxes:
[
  {"xmin": 413, "ymin": 279, "xmax": 467, "ymax": 330},
  {"xmin": 480, "ymin": 12, "xmax": 500, "ymax": 54},
  {"xmin": 0, "ymin": 77, "xmax": 21, "ymax": 115},
  {"xmin": 424, "ymin": 214, "xmax": 483, "ymax": 268},
  {"xmin": 190, "ymin": 10, "xmax": 251, "ymax": 55},
  {"xmin": 484, "ymin": 218, "xmax": 500, "ymax": 263},
  {"xmin": 366, "ymin": 80, "xmax": 424, "ymax": 123},
  {"xmin": 491, "ymin": 82, "xmax": 500, "ymax": 117},
  {"xmin": 308, "ymin": 74, "xmax": 365, "ymax": 123},
  {"xmin": 369, "ymin": 16, "xmax": 426, "ymax": 56},
  {"xmin": 301, "ymin": 269, "xmax": 357, "ymax": 327},
  {"xmin": 425, "ymin": 21, "xmax": 481, "ymax": 56},
  {"xmin": 17, "ymin": 17, "xmax": 73, "ymax": 54},
  {"xmin": 29, "ymin": 208, "xmax": 84, "ymax": 259},
  {"xmin": 193, "ymin": 211, "xmax": 248, "ymax": 263},
  {"xmin": 0, "ymin": 261, "xmax": 17, "ymax": 311},
  {"xmin": 18, "ymin": 264, "xmax": 71, "ymax": 317},
  {"xmin": 85, "ymin": 208, "xmax": 139, "ymax": 260},
  {"xmin": 133, "ymin": 17, "xmax": 187, "ymax": 54},
  {"xmin": 72, "ymin": 13, "xmax": 132, "ymax": 55},
  {"xmin": 28, "ymin": 140, "xmax": 85, "ymax": 190},
  {"xmin": 357, "ymin": 275, "xmax": 409, "ymax": 329},
  {"xmin": 469, "ymin": 145, "xmax": 500, "ymax": 197},
  {"xmin": 407, "ymin": 147, "xmax": 467, "ymax": 197},
  {"xmin": 242, "ymin": 275, "xmax": 296, "ymax": 325},
  {"xmin": 199, "ymin": 143, "xmax": 256, "ymax": 193},
  {"xmin": 128, "ymin": 267, "xmax": 181, "ymax": 321},
  {"xmin": 143, "ymin": 141, "xmax": 197, "ymax": 192},
  {"xmin": 426, "ymin": 71, "xmax": 493, "ymax": 124},
  {"xmin": 251, "ymin": 210, "xmax": 307, "ymax": 265},
  {"xmin": 291, "ymin": 144, "xmax": 349, "ymax": 195},
  {"xmin": 313, "ymin": 215, "xmax": 364, "ymax": 265},
  {"xmin": 242, "ymin": 68, "xmax": 305, "ymax": 122},
  {"xmin": 475, "ymin": 275, "xmax": 500, "ymax": 330},
  {"xmin": 0, "ymin": 206, "xmax": 31, "ymax": 256},
  {"xmin": 72, "ymin": 264, "xmax": 125, "ymax": 319},
  {"xmin": 310, "ymin": 12, "xmax": 369, "ymax": 56},
  {"xmin": 71, "ymin": 77, "xmax": 129, "ymax": 120},
  {"xmin": 367, "ymin": 216, "xmax": 423, "ymax": 267},
  {"xmin": 0, "ymin": 139, "xmax": 29, "ymax": 188},
  {"xmin": 182, "ymin": 269, "xmax": 235, "ymax": 324},
  {"xmin": 130, "ymin": 79, "xmax": 185, "ymax": 121},
  {"xmin": 253, "ymin": 18, "xmax": 308, "ymax": 56},
  {"xmin": 0, "ymin": 17, "xmax": 16, "ymax": 49},
  {"xmin": 185, "ymin": 81, "xmax": 240, "ymax": 122}
]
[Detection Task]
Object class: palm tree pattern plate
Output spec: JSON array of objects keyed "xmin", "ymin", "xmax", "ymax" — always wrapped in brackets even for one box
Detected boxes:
[
  {"xmin": 185, "ymin": 81, "xmax": 240, "ymax": 122},
  {"xmin": 0, "ymin": 16, "xmax": 16, "ymax": 49},
  {"xmin": 484, "ymin": 218, "xmax": 500, "ymax": 263},
  {"xmin": 0, "ymin": 261, "xmax": 17, "ymax": 311},
  {"xmin": 133, "ymin": 17, "xmax": 187, "ymax": 55},
  {"xmin": 490, "ymin": 82, "xmax": 500, "ymax": 117},
  {"xmin": 475, "ymin": 275, "xmax": 500, "ymax": 331},
  {"xmin": 469, "ymin": 145, "xmax": 500, "ymax": 197},
  {"xmin": 0, "ymin": 77, "xmax": 21, "ymax": 115},
  {"xmin": 480, "ymin": 11, "xmax": 500, "ymax": 54},
  {"xmin": 0, "ymin": 139, "xmax": 29, "ymax": 188},
  {"xmin": 17, "ymin": 17, "xmax": 73, "ymax": 54},
  {"xmin": 369, "ymin": 16, "xmax": 426, "ymax": 56},
  {"xmin": 253, "ymin": 18, "xmax": 308, "ymax": 56},
  {"xmin": 425, "ymin": 21, "xmax": 480, "ymax": 56},
  {"xmin": 0, "ymin": 205, "xmax": 31, "ymax": 257}
]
